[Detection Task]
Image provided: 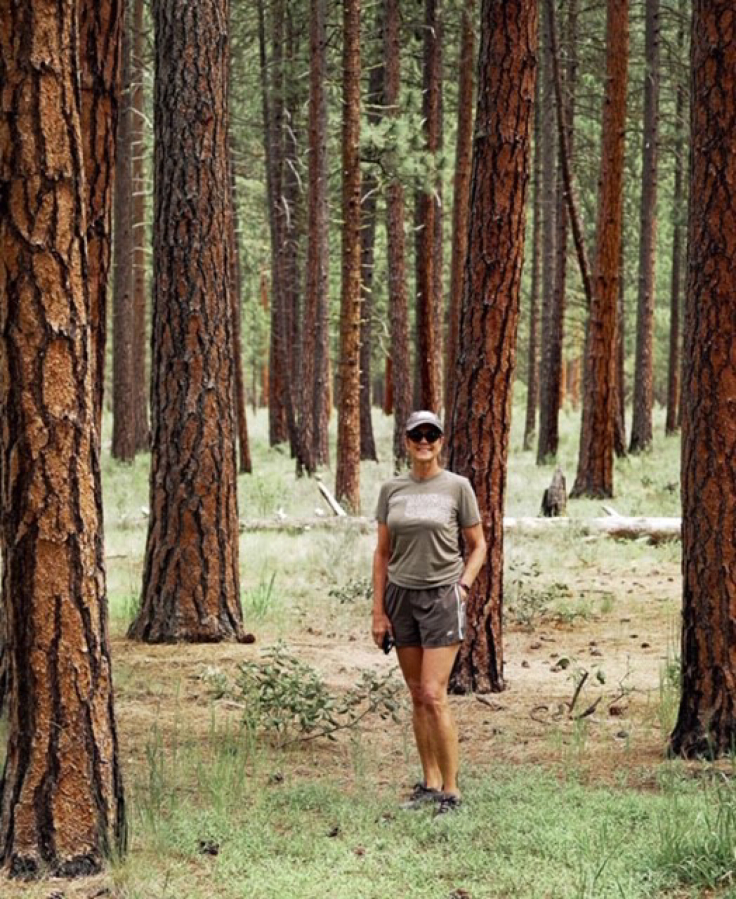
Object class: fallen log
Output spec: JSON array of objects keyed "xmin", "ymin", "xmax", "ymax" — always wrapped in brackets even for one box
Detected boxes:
[{"xmin": 238, "ymin": 514, "xmax": 681, "ymax": 542}]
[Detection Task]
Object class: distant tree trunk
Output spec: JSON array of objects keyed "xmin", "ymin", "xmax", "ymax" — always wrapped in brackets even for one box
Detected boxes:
[
  {"xmin": 449, "ymin": 0, "xmax": 537, "ymax": 694},
  {"xmin": 536, "ymin": 1, "xmax": 557, "ymax": 464},
  {"xmin": 260, "ymin": 271, "xmax": 270, "ymax": 407},
  {"xmin": 79, "ymin": 0, "xmax": 125, "ymax": 438},
  {"xmin": 614, "ymin": 239, "xmax": 627, "ymax": 456},
  {"xmin": 629, "ymin": 0, "xmax": 660, "ymax": 453},
  {"xmin": 258, "ymin": 0, "xmax": 288, "ymax": 446},
  {"xmin": 384, "ymin": 355, "xmax": 394, "ymax": 415},
  {"xmin": 131, "ymin": 0, "xmax": 149, "ymax": 452},
  {"xmin": 670, "ymin": 0, "xmax": 736, "ymax": 758},
  {"xmin": 385, "ymin": 0, "xmax": 411, "ymax": 470},
  {"xmin": 130, "ymin": 0, "xmax": 245, "ymax": 643},
  {"xmin": 444, "ymin": 0, "xmax": 475, "ymax": 428},
  {"xmin": 335, "ymin": 0, "xmax": 362, "ymax": 511},
  {"xmin": 523, "ymin": 86, "xmax": 542, "ymax": 452},
  {"xmin": 230, "ymin": 145, "xmax": 252, "ymax": 474},
  {"xmin": 570, "ymin": 0, "xmax": 628, "ymax": 499},
  {"xmin": 0, "ymin": 0, "xmax": 126, "ymax": 872},
  {"xmin": 299, "ymin": 0, "xmax": 330, "ymax": 475},
  {"xmin": 415, "ymin": 0, "xmax": 443, "ymax": 412},
  {"xmin": 359, "ymin": 47, "xmax": 383, "ymax": 462},
  {"xmin": 665, "ymin": 3, "xmax": 686, "ymax": 436},
  {"xmin": 112, "ymin": 16, "xmax": 136, "ymax": 462}
]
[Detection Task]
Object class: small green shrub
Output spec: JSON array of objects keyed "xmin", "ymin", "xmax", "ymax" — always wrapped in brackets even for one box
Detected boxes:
[
  {"xmin": 243, "ymin": 569, "xmax": 277, "ymax": 619},
  {"xmin": 328, "ymin": 576, "xmax": 372, "ymax": 605},
  {"xmin": 205, "ymin": 643, "xmax": 403, "ymax": 747}
]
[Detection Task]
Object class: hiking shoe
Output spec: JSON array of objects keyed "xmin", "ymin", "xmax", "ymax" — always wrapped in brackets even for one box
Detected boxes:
[
  {"xmin": 434, "ymin": 793, "xmax": 462, "ymax": 816},
  {"xmin": 400, "ymin": 782, "xmax": 441, "ymax": 810}
]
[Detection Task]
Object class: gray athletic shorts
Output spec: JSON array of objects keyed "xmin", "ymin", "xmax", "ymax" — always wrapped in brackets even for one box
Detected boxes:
[{"xmin": 384, "ymin": 582, "xmax": 466, "ymax": 648}]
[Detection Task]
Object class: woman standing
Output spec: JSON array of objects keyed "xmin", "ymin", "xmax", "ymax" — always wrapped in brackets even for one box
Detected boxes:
[{"xmin": 373, "ymin": 411, "xmax": 487, "ymax": 814}]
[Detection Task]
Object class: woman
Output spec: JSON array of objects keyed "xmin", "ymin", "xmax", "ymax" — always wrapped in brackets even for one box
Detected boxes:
[{"xmin": 372, "ymin": 410, "xmax": 487, "ymax": 814}]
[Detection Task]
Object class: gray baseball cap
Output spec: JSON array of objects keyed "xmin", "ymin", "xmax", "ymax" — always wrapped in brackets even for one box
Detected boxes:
[{"xmin": 405, "ymin": 410, "xmax": 443, "ymax": 433}]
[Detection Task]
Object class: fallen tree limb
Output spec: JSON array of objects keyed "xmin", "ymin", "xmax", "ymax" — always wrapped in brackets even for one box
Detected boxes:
[{"xmin": 237, "ymin": 514, "xmax": 681, "ymax": 542}]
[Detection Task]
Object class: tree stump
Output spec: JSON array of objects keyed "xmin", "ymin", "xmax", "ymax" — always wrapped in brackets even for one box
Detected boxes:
[{"xmin": 541, "ymin": 467, "xmax": 567, "ymax": 517}]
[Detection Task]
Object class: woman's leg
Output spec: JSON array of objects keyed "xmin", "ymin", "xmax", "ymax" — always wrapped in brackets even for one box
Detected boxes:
[
  {"xmin": 396, "ymin": 646, "xmax": 442, "ymax": 790},
  {"xmin": 420, "ymin": 644, "xmax": 462, "ymax": 796}
]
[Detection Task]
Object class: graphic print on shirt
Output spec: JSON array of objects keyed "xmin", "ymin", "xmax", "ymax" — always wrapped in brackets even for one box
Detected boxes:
[{"xmin": 390, "ymin": 493, "xmax": 454, "ymax": 524}]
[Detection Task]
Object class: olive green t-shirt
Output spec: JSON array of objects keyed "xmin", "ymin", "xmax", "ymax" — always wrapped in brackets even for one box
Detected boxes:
[{"xmin": 375, "ymin": 470, "xmax": 481, "ymax": 589}]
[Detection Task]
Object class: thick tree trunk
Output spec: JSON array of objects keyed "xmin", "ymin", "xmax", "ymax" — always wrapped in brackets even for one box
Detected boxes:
[
  {"xmin": 112, "ymin": 14, "xmax": 136, "ymax": 462},
  {"xmin": 448, "ymin": 0, "xmax": 537, "ymax": 694},
  {"xmin": 536, "ymin": 2, "xmax": 557, "ymax": 464},
  {"xmin": 523, "ymin": 86, "xmax": 542, "ymax": 452},
  {"xmin": 79, "ymin": 0, "xmax": 125, "ymax": 439},
  {"xmin": 384, "ymin": 0, "xmax": 411, "ymax": 470},
  {"xmin": 670, "ymin": 0, "xmax": 736, "ymax": 759},
  {"xmin": 0, "ymin": 0, "xmax": 126, "ymax": 872},
  {"xmin": 444, "ymin": 0, "xmax": 475, "ymax": 429},
  {"xmin": 665, "ymin": 3, "xmax": 686, "ymax": 436},
  {"xmin": 629, "ymin": 0, "xmax": 660, "ymax": 453},
  {"xmin": 415, "ymin": 0, "xmax": 443, "ymax": 413},
  {"xmin": 570, "ymin": 0, "xmax": 628, "ymax": 499},
  {"xmin": 359, "ymin": 49, "xmax": 383, "ymax": 463},
  {"xmin": 131, "ymin": 0, "xmax": 149, "ymax": 452},
  {"xmin": 335, "ymin": 0, "xmax": 362, "ymax": 512},
  {"xmin": 130, "ymin": 0, "xmax": 245, "ymax": 643}
]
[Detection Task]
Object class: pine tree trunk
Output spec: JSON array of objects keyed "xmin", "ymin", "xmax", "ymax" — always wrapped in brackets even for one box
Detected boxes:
[
  {"xmin": 570, "ymin": 0, "xmax": 628, "ymax": 499},
  {"xmin": 385, "ymin": 0, "xmax": 411, "ymax": 470},
  {"xmin": 444, "ymin": 0, "xmax": 475, "ymax": 428},
  {"xmin": 229, "ymin": 143, "xmax": 252, "ymax": 474},
  {"xmin": 112, "ymin": 15, "xmax": 136, "ymax": 462},
  {"xmin": 359, "ymin": 46, "xmax": 383, "ymax": 462},
  {"xmin": 449, "ymin": 0, "xmax": 537, "ymax": 694},
  {"xmin": 614, "ymin": 238, "xmax": 627, "ymax": 456},
  {"xmin": 335, "ymin": 0, "xmax": 362, "ymax": 511},
  {"xmin": 260, "ymin": 271, "xmax": 270, "ymax": 408},
  {"xmin": 130, "ymin": 0, "xmax": 245, "ymax": 643},
  {"xmin": 298, "ymin": 0, "xmax": 330, "ymax": 475},
  {"xmin": 670, "ymin": 0, "xmax": 736, "ymax": 758},
  {"xmin": 536, "ymin": 1, "xmax": 557, "ymax": 464},
  {"xmin": 415, "ymin": 0, "xmax": 443, "ymax": 413},
  {"xmin": 523, "ymin": 85, "xmax": 542, "ymax": 452},
  {"xmin": 79, "ymin": 0, "xmax": 125, "ymax": 439},
  {"xmin": 665, "ymin": 2, "xmax": 686, "ymax": 436},
  {"xmin": 629, "ymin": 0, "xmax": 660, "ymax": 453},
  {"xmin": 0, "ymin": 0, "xmax": 126, "ymax": 872},
  {"xmin": 131, "ymin": 0, "xmax": 150, "ymax": 452}
]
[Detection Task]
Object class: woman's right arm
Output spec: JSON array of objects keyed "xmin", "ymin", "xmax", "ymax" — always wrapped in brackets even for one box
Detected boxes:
[{"xmin": 371, "ymin": 523, "xmax": 392, "ymax": 647}]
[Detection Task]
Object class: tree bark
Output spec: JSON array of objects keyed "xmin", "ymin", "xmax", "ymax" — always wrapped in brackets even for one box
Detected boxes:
[
  {"xmin": 444, "ymin": 0, "xmax": 475, "ymax": 429},
  {"xmin": 614, "ymin": 237, "xmax": 627, "ymax": 456},
  {"xmin": 570, "ymin": 0, "xmax": 628, "ymax": 499},
  {"xmin": 670, "ymin": 0, "xmax": 736, "ymax": 759},
  {"xmin": 79, "ymin": 0, "xmax": 125, "ymax": 439},
  {"xmin": 131, "ymin": 0, "xmax": 149, "ymax": 452},
  {"xmin": 665, "ymin": 2, "xmax": 686, "ymax": 436},
  {"xmin": 112, "ymin": 13, "xmax": 136, "ymax": 462},
  {"xmin": 384, "ymin": 0, "xmax": 411, "ymax": 471},
  {"xmin": 335, "ymin": 0, "xmax": 362, "ymax": 512},
  {"xmin": 359, "ymin": 47, "xmax": 384, "ymax": 463},
  {"xmin": 448, "ymin": 0, "xmax": 538, "ymax": 694},
  {"xmin": 536, "ymin": 1, "xmax": 557, "ymax": 464},
  {"xmin": 298, "ymin": 0, "xmax": 330, "ymax": 476},
  {"xmin": 415, "ymin": 0, "xmax": 443, "ymax": 413},
  {"xmin": 629, "ymin": 0, "xmax": 660, "ymax": 453},
  {"xmin": 129, "ymin": 0, "xmax": 245, "ymax": 643},
  {"xmin": 260, "ymin": 271, "xmax": 270, "ymax": 408},
  {"xmin": 523, "ymin": 84, "xmax": 542, "ymax": 452},
  {"xmin": 0, "ymin": 0, "xmax": 126, "ymax": 872}
]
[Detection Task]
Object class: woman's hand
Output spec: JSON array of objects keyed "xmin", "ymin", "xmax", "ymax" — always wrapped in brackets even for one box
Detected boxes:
[{"xmin": 371, "ymin": 612, "xmax": 392, "ymax": 648}]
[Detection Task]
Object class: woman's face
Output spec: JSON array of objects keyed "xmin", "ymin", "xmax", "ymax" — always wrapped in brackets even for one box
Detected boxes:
[{"xmin": 405, "ymin": 427, "xmax": 443, "ymax": 465}]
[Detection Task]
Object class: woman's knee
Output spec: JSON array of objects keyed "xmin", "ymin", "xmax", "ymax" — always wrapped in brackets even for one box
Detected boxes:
[{"xmin": 419, "ymin": 683, "xmax": 447, "ymax": 715}]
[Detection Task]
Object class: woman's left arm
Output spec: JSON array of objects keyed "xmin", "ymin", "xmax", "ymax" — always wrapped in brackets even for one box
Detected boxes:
[{"xmin": 459, "ymin": 523, "xmax": 487, "ymax": 593}]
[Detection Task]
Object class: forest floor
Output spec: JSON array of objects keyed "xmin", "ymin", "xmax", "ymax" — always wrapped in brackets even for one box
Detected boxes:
[{"xmin": 3, "ymin": 407, "xmax": 735, "ymax": 899}]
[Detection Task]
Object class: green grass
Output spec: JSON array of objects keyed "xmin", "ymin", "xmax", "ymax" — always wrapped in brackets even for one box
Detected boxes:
[{"xmin": 113, "ymin": 714, "xmax": 736, "ymax": 899}]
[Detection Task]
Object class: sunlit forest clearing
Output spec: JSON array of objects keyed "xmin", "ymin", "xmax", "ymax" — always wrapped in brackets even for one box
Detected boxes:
[{"xmin": 3, "ymin": 407, "xmax": 733, "ymax": 899}]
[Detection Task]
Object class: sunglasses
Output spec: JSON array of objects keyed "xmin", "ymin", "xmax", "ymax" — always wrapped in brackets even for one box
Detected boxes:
[{"xmin": 407, "ymin": 428, "xmax": 442, "ymax": 444}]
